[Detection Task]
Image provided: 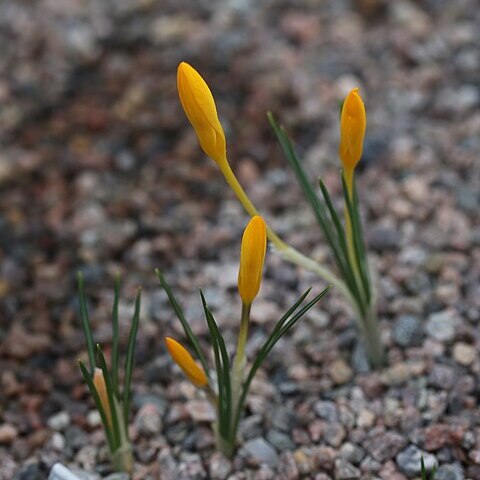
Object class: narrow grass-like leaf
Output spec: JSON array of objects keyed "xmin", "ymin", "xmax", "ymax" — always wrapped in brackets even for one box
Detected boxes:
[
  {"xmin": 156, "ymin": 269, "xmax": 209, "ymax": 376},
  {"xmin": 200, "ymin": 291, "xmax": 231, "ymax": 441},
  {"xmin": 232, "ymin": 286, "xmax": 330, "ymax": 436},
  {"xmin": 268, "ymin": 113, "xmax": 351, "ymax": 283},
  {"xmin": 111, "ymin": 274, "xmax": 120, "ymax": 398},
  {"xmin": 77, "ymin": 272, "xmax": 96, "ymax": 374},
  {"xmin": 123, "ymin": 287, "xmax": 141, "ymax": 425},
  {"xmin": 318, "ymin": 179, "xmax": 364, "ymax": 308},
  {"xmin": 79, "ymin": 360, "xmax": 114, "ymax": 451},
  {"xmin": 96, "ymin": 345, "xmax": 121, "ymax": 449},
  {"xmin": 341, "ymin": 175, "xmax": 371, "ymax": 305}
]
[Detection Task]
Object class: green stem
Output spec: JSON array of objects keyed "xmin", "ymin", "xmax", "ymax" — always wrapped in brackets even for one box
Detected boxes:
[
  {"xmin": 231, "ymin": 302, "xmax": 251, "ymax": 431},
  {"xmin": 111, "ymin": 398, "xmax": 133, "ymax": 475},
  {"xmin": 220, "ymin": 161, "xmax": 351, "ymax": 303}
]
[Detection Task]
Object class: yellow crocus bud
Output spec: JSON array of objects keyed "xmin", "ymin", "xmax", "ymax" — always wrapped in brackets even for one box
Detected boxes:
[
  {"xmin": 93, "ymin": 368, "xmax": 112, "ymax": 428},
  {"xmin": 165, "ymin": 337, "xmax": 208, "ymax": 388},
  {"xmin": 177, "ymin": 62, "xmax": 227, "ymax": 166},
  {"xmin": 339, "ymin": 88, "xmax": 366, "ymax": 173},
  {"xmin": 238, "ymin": 216, "xmax": 267, "ymax": 305}
]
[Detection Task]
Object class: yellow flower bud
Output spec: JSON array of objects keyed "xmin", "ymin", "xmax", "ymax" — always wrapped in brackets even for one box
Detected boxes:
[
  {"xmin": 177, "ymin": 62, "xmax": 227, "ymax": 166},
  {"xmin": 93, "ymin": 368, "xmax": 112, "ymax": 428},
  {"xmin": 238, "ymin": 216, "xmax": 267, "ymax": 305},
  {"xmin": 339, "ymin": 88, "xmax": 366, "ymax": 172},
  {"xmin": 165, "ymin": 337, "xmax": 208, "ymax": 388}
]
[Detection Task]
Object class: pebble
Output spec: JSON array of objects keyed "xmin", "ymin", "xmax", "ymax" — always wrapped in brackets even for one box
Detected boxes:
[
  {"xmin": 452, "ymin": 342, "xmax": 476, "ymax": 366},
  {"xmin": 328, "ymin": 359, "xmax": 353, "ymax": 385},
  {"xmin": 334, "ymin": 458, "xmax": 361, "ymax": 479},
  {"xmin": 241, "ymin": 437, "xmax": 278, "ymax": 467},
  {"xmin": 393, "ymin": 315, "xmax": 423, "ymax": 347},
  {"xmin": 186, "ymin": 400, "xmax": 216, "ymax": 422},
  {"xmin": 47, "ymin": 412, "xmax": 71, "ymax": 432},
  {"xmin": 339, "ymin": 442, "xmax": 365, "ymax": 465},
  {"xmin": 267, "ymin": 429, "xmax": 295, "ymax": 451},
  {"xmin": 396, "ymin": 445, "xmax": 438, "ymax": 476},
  {"xmin": 364, "ymin": 430, "xmax": 407, "ymax": 462},
  {"xmin": 270, "ymin": 407, "xmax": 300, "ymax": 432},
  {"xmin": 208, "ymin": 452, "xmax": 232, "ymax": 479},
  {"xmin": 323, "ymin": 422, "xmax": 346, "ymax": 447},
  {"xmin": 0, "ymin": 423, "xmax": 18, "ymax": 444},
  {"xmin": 134, "ymin": 403, "xmax": 163, "ymax": 436},
  {"xmin": 426, "ymin": 310, "xmax": 457, "ymax": 342},
  {"xmin": 314, "ymin": 401, "xmax": 338, "ymax": 422},
  {"xmin": 178, "ymin": 453, "xmax": 206, "ymax": 480},
  {"xmin": 435, "ymin": 463, "xmax": 464, "ymax": 480}
]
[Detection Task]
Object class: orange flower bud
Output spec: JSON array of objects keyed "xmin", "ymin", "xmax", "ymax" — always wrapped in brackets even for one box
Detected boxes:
[
  {"xmin": 93, "ymin": 368, "xmax": 112, "ymax": 428},
  {"xmin": 165, "ymin": 337, "xmax": 208, "ymax": 388},
  {"xmin": 339, "ymin": 88, "xmax": 366, "ymax": 172},
  {"xmin": 238, "ymin": 216, "xmax": 267, "ymax": 305},
  {"xmin": 177, "ymin": 62, "xmax": 227, "ymax": 166}
]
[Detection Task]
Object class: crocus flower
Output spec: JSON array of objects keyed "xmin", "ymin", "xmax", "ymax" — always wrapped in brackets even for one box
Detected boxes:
[
  {"xmin": 238, "ymin": 216, "xmax": 267, "ymax": 305},
  {"xmin": 339, "ymin": 88, "xmax": 366, "ymax": 191},
  {"xmin": 93, "ymin": 368, "xmax": 112, "ymax": 428},
  {"xmin": 177, "ymin": 62, "xmax": 227, "ymax": 167},
  {"xmin": 165, "ymin": 337, "xmax": 208, "ymax": 388}
]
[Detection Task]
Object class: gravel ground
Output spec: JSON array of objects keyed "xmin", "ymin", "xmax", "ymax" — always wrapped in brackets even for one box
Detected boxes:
[{"xmin": 0, "ymin": 0, "xmax": 479, "ymax": 479}]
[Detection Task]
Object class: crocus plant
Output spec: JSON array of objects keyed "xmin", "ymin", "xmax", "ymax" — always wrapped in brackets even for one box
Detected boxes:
[
  {"xmin": 157, "ymin": 216, "xmax": 330, "ymax": 457},
  {"xmin": 177, "ymin": 62, "xmax": 384, "ymax": 368},
  {"xmin": 77, "ymin": 273, "xmax": 141, "ymax": 475}
]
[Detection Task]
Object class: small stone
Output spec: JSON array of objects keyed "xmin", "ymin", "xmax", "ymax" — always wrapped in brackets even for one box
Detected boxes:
[
  {"xmin": 328, "ymin": 359, "xmax": 353, "ymax": 385},
  {"xmin": 13, "ymin": 463, "xmax": 43, "ymax": 480},
  {"xmin": 49, "ymin": 433, "xmax": 65, "ymax": 451},
  {"xmin": 242, "ymin": 437, "xmax": 278, "ymax": 467},
  {"xmin": 339, "ymin": 442, "xmax": 365, "ymax": 465},
  {"xmin": 104, "ymin": 474, "xmax": 129, "ymax": 480},
  {"xmin": 364, "ymin": 430, "xmax": 407, "ymax": 462},
  {"xmin": 393, "ymin": 315, "xmax": 423, "ymax": 347},
  {"xmin": 334, "ymin": 458, "xmax": 361, "ymax": 479},
  {"xmin": 452, "ymin": 342, "xmax": 476, "ymax": 366},
  {"xmin": 47, "ymin": 412, "xmax": 70, "ymax": 431},
  {"xmin": 396, "ymin": 445, "xmax": 438, "ymax": 476},
  {"xmin": 267, "ymin": 429, "xmax": 295, "ymax": 451},
  {"xmin": 270, "ymin": 407, "xmax": 300, "ymax": 432},
  {"xmin": 135, "ymin": 403, "xmax": 162, "ymax": 436},
  {"xmin": 426, "ymin": 310, "xmax": 457, "ymax": 342},
  {"xmin": 368, "ymin": 226, "xmax": 400, "ymax": 251},
  {"xmin": 356, "ymin": 409, "xmax": 375, "ymax": 428},
  {"xmin": 435, "ymin": 463, "xmax": 464, "ymax": 480},
  {"xmin": 186, "ymin": 400, "xmax": 215, "ymax": 422},
  {"xmin": 0, "ymin": 424, "xmax": 18, "ymax": 444},
  {"xmin": 277, "ymin": 451, "xmax": 299, "ymax": 480},
  {"xmin": 323, "ymin": 423, "xmax": 346, "ymax": 447},
  {"xmin": 178, "ymin": 453, "xmax": 206, "ymax": 479},
  {"xmin": 314, "ymin": 401, "xmax": 338, "ymax": 422},
  {"xmin": 208, "ymin": 452, "xmax": 232, "ymax": 479}
]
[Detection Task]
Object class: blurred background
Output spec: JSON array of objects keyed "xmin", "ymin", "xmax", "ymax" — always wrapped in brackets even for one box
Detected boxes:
[{"xmin": 0, "ymin": 0, "xmax": 479, "ymax": 478}]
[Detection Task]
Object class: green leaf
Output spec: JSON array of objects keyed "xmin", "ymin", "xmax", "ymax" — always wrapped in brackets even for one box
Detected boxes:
[
  {"xmin": 200, "ymin": 291, "xmax": 232, "ymax": 442},
  {"xmin": 318, "ymin": 179, "xmax": 364, "ymax": 308},
  {"xmin": 96, "ymin": 345, "xmax": 121, "ymax": 449},
  {"xmin": 267, "ymin": 113, "xmax": 352, "ymax": 288},
  {"xmin": 156, "ymin": 269, "xmax": 209, "ymax": 376},
  {"xmin": 232, "ymin": 286, "xmax": 330, "ymax": 438},
  {"xmin": 341, "ymin": 174, "xmax": 371, "ymax": 305},
  {"xmin": 79, "ymin": 360, "xmax": 114, "ymax": 451},
  {"xmin": 111, "ymin": 274, "xmax": 120, "ymax": 398},
  {"xmin": 77, "ymin": 272, "xmax": 96, "ymax": 374},
  {"xmin": 123, "ymin": 287, "xmax": 141, "ymax": 426}
]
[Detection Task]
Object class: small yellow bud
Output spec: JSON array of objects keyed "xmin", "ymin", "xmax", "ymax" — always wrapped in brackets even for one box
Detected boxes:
[
  {"xmin": 165, "ymin": 337, "xmax": 208, "ymax": 388},
  {"xmin": 177, "ymin": 62, "xmax": 227, "ymax": 166},
  {"xmin": 93, "ymin": 368, "xmax": 112, "ymax": 428},
  {"xmin": 238, "ymin": 216, "xmax": 267, "ymax": 305},
  {"xmin": 339, "ymin": 88, "xmax": 366, "ymax": 173}
]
